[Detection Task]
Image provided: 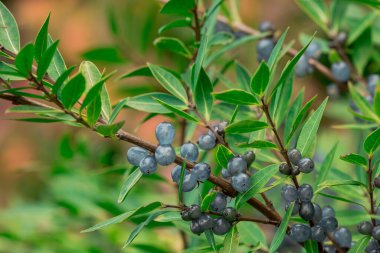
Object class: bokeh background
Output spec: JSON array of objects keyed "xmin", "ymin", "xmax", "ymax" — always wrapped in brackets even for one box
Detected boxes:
[{"xmin": 0, "ymin": 0, "xmax": 373, "ymax": 252}]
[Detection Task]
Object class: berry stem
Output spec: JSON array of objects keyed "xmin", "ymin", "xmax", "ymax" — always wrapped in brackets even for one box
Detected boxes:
[{"xmin": 367, "ymin": 155, "xmax": 376, "ymax": 226}]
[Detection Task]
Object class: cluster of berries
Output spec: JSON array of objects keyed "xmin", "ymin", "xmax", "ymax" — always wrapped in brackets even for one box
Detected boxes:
[
  {"xmin": 279, "ymin": 149, "xmax": 314, "ymax": 176},
  {"xmin": 182, "ymin": 202, "xmax": 238, "ymax": 236},
  {"xmin": 295, "ymin": 41, "xmax": 322, "ymax": 77},
  {"xmin": 221, "ymin": 151, "xmax": 255, "ymax": 192},
  {"xmin": 358, "ymin": 220, "xmax": 380, "ymax": 252},
  {"xmin": 256, "ymin": 21, "xmax": 275, "ymax": 62}
]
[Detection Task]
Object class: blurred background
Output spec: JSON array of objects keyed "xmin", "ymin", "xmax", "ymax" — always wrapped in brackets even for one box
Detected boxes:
[{"xmin": 0, "ymin": 0, "xmax": 375, "ymax": 252}]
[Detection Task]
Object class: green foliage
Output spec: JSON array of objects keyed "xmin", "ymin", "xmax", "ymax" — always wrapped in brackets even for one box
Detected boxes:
[{"xmin": 0, "ymin": 2, "xmax": 20, "ymax": 53}]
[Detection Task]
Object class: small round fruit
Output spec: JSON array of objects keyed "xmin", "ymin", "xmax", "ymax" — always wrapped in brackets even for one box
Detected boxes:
[
  {"xmin": 155, "ymin": 122, "xmax": 175, "ymax": 145},
  {"xmin": 312, "ymin": 203, "xmax": 323, "ymax": 223},
  {"xmin": 231, "ymin": 173, "xmax": 251, "ymax": 193},
  {"xmin": 243, "ymin": 151, "xmax": 256, "ymax": 167},
  {"xmin": 198, "ymin": 134, "xmax": 216, "ymax": 150},
  {"xmin": 227, "ymin": 156, "xmax": 247, "ymax": 176},
  {"xmin": 288, "ymin": 149, "xmax": 302, "ymax": 164},
  {"xmin": 299, "ymin": 201, "xmax": 315, "ymax": 221},
  {"xmin": 221, "ymin": 169, "xmax": 231, "ymax": 179},
  {"xmin": 188, "ymin": 204, "xmax": 201, "ymax": 220},
  {"xmin": 358, "ymin": 221, "xmax": 373, "ymax": 235},
  {"xmin": 223, "ymin": 207, "xmax": 238, "ymax": 222},
  {"xmin": 295, "ymin": 55, "xmax": 313, "ymax": 77},
  {"xmin": 305, "ymin": 41, "xmax": 321, "ymax": 59},
  {"xmin": 291, "ymin": 165, "xmax": 301, "ymax": 176},
  {"xmin": 289, "ymin": 224, "xmax": 311, "ymax": 243},
  {"xmin": 190, "ymin": 220, "xmax": 204, "ymax": 235},
  {"xmin": 279, "ymin": 163, "xmax": 291, "ymax": 175},
  {"xmin": 155, "ymin": 145, "xmax": 176, "ymax": 166},
  {"xmin": 322, "ymin": 205, "xmax": 336, "ymax": 218},
  {"xmin": 259, "ymin": 21, "xmax": 274, "ymax": 32},
  {"xmin": 327, "ymin": 83, "xmax": 340, "ymax": 99},
  {"xmin": 182, "ymin": 173, "xmax": 197, "ymax": 192},
  {"xmin": 211, "ymin": 192, "xmax": 227, "ymax": 213},
  {"xmin": 212, "ymin": 218, "xmax": 231, "ymax": 235},
  {"xmin": 367, "ymin": 74, "xmax": 379, "ymax": 97},
  {"xmin": 256, "ymin": 38, "xmax": 274, "ymax": 61},
  {"xmin": 365, "ymin": 239, "xmax": 380, "ymax": 253},
  {"xmin": 333, "ymin": 227, "xmax": 352, "ymax": 248},
  {"xmin": 319, "ymin": 216, "xmax": 338, "ymax": 232},
  {"xmin": 192, "ymin": 163, "xmax": 211, "ymax": 182},
  {"xmin": 372, "ymin": 226, "xmax": 380, "ymax": 240},
  {"xmin": 171, "ymin": 165, "xmax": 189, "ymax": 183},
  {"xmin": 127, "ymin": 147, "xmax": 148, "ymax": 166},
  {"xmin": 139, "ymin": 155, "xmax": 157, "ymax": 174},
  {"xmin": 324, "ymin": 245, "xmax": 336, "ymax": 253},
  {"xmin": 180, "ymin": 142, "xmax": 199, "ymax": 162},
  {"xmin": 181, "ymin": 210, "xmax": 192, "ymax": 221},
  {"xmin": 331, "ymin": 61, "xmax": 350, "ymax": 83},
  {"xmin": 285, "ymin": 201, "xmax": 300, "ymax": 216},
  {"xmin": 298, "ymin": 184, "xmax": 313, "ymax": 202},
  {"xmin": 198, "ymin": 214, "xmax": 214, "ymax": 230},
  {"xmin": 281, "ymin": 185, "xmax": 298, "ymax": 202},
  {"xmin": 311, "ymin": 225, "xmax": 326, "ymax": 242},
  {"xmin": 298, "ymin": 158, "xmax": 314, "ymax": 173},
  {"xmin": 375, "ymin": 178, "xmax": 380, "ymax": 188},
  {"xmin": 337, "ymin": 32, "xmax": 347, "ymax": 45}
]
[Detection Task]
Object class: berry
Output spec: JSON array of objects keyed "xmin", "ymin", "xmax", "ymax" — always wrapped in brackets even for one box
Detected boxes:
[
  {"xmin": 298, "ymin": 184, "xmax": 313, "ymax": 202},
  {"xmin": 366, "ymin": 239, "xmax": 380, "ymax": 253},
  {"xmin": 223, "ymin": 207, "xmax": 238, "ymax": 222},
  {"xmin": 281, "ymin": 185, "xmax": 298, "ymax": 202},
  {"xmin": 288, "ymin": 149, "xmax": 302, "ymax": 164},
  {"xmin": 286, "ymin": 201, "xmax": 300, "ymax": 215},
  {"xmin": 327, "ymin": 83, "xmax": 340, "ymax": 99},
  {"xmin": 313, "ymin": 203, "xmax": 323, "ymax": 223},
  {"xmin": 182, "ymin": 173, "xmax": 197, "ymax": 192},
  {"xmin": 295, "ymin": 55, "xmax": 313, "ymax": 77},
  {"xmin": 127, "ymin": 147, "xmax": 148, "ymax": 166},
  {"xmin": 373, "ymin": 226, "xmax": 380, "ymax": 240},
  {"xmin": 180, "ymin": 142, "xmax": 199, "ymax": 162},
  {"xmin": 198, "ymin": 214, "xmax": 214, "ymax": 230},
  {"xmin": 259, "ymin": 21, "xmax": 274, "ymax": 32},
  {"xmin": 298, "ymin": 158, "xmax": 314, "ymax": 173},
  {"xmin": 139, "ymin": 155, "xmax": 157, "ymax": 174},
  {"xmin": 331, "ymin": 61, "xmax": 350, "ymax": 83},
  {"xmin": 211, "ymin": 192, "xmax": 227, "ymax": 212},
  {"xmin": 211, "ymin": 121, "xmax": 228, "ymax": 134},
  {"xmin": 279, "ymin": 163, "xmax": 291, "ymax": 175},
  {"xmin": 243, "ymin": 151, "xmax": 256, "ymax": 167},
  {"xmin": 375, "ymin": 178, "xmax": 380, "ymax": 188},
  {"xmin": 227, "ymin": 156, "xmax": 247, "ymax": 176},
  {"xmin": 171, "ymin": 165, "xmax": 189, "ymax": 183},
  {"xmin": 289, "ymin": 224, "xmax": 311, "ymax": 243},
  {"xmin": 324, "ymin": 245, "xmax": 336, "ymax": 253},
  {"xmin": 190, "ymin": 220, "xmax": 204, "ymax": 235},
  {"xmin": 305, "ymin": 41, "xmax": 321, "ymax": 59},
  {"xmin": 188, "ymin": 204, "xmax": 201, "ymax": 220},
  {"xmin": 198, "ymin": 134, "xmax": 216, "ymax": 150},
  {"xmin": 319, "ymin": 216, "xmax": 338, "ymax": 232},
  {"xmin": 299, "ymin": 201, "xmax": 315, "ymax": 221},
  {"xmin": 192, "ymin": 163, "xmax": 211, "ymax": 182},
  {"xmin": 291, "ymin": 165, "xmax": 301, "ymax": 176},
  {"xmin": 333, "ymin": 227, "xmax": 352, "ymax": 248},
  {"xmin": 155, "ymin": 145, "xmax": 176, "ymax": 166},
  {"xmin": 322, "ymin": 205, "xmax": 335, "ymax": 218},
  {"xmin": 212, "ymin": 218, "xmax": 231, "ymax": 235},
  {"xmin": 231, "ymin": 173, "xmax": 251, "ymax": 193},
  {"xmin": 181, "ymin": 210, "xmax": 192, "ymax": 221},
  {"xmin": 367, "ymin": 74, "xmax": 379, "ymax": 97},
  {"xmin": 311, "ymin": 225, "xmax": 326, "ymax": 242},
  {"xmin": 257, "ymin": 38, "xmax": 274, "ymax": 62},
  {"xmin": 358, "ymin": 221, "xmax": 373, "ymax": 235},
  {"xmin": 221, "ymin": 168, "xmax": 231, "ymax": 179},
  {"xmin": 155, "ymin": 122, "xmax": 175, "ymax": 145},
  {"xmin": 337, "ymin": 32, "xmax": 347, "ymax": 45}
]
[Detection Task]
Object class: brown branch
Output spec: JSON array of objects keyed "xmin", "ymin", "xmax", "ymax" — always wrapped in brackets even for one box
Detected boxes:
[{"xmin": 368, "ymin": 156, "xmax": 376, "ymax": 226}]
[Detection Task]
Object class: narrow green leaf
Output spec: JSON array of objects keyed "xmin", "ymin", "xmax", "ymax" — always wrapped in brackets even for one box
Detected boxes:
[
  {"xmin": 317, "ymin": 180, "xmax": 365, "ymax": 193},
  {"xmin": 213, "ymin": 89, "xmax": 259, "ymax": 105},
  {"xmin": 304, "ymin": 240, "xmax": 318, "ymax": 253},
  {"xmin": 215, "ymin": 145, "xmax": 234, "ymax": 168},
  {"xmin": 178, "ymin": 160, "xmax": 187, "ymax": 202},
  {"xmin": 195, "ymin": 68, "xmax": 213, "ymax": 121},
  {"xmin": 96, "ymin": 121, "xmax": 124, "ymax": 137},
  {"xmin": 46, "ymin": 35, "xmax": 66, "ymax": 81},
  {"xmin": 273, "ymin": 74, "xmax": 293, "ymax": 127},
  {"xmin": 340, "ymin": 153, "xmax": 367, "ymax": 167},
  {"xmin": 347, "ymin": 13, "xmax": 377, "ymax": 45},
  {"xmin": 250, "ymin": 61, "xmax": 270, "ymax": 96},
  {"xmin": 86, "ymin": 95, "xmax": 102, "ymax": 127},
  {"xmin": 364, "ymin": 127, "xmax": 380, "ymax": 155},
  {"xmin": 52, "ymin": 66, "xmax": 75, "ymax": 95},
  {"xmin": 158, "ymin": 18, "xmax": 191, "ymax": 33},
  {"xmin": 148, "ymin": 63, "xmax": 188, "ymax": 103},
  {"xmin": 154, "ymin": 98, "xmax": 199, "ymax": 122},
  {"xmin": 154, "ymin": 211, "xmax": 181, "ymax": 222},
  {"xmin": 0, "ymin": 1, "xmax": 20, "ymax": 53},
  {"xmin": 80, "ymin": 80, "xmax": 105, "ymax": 111},
  {"xmin": 318, "ymin": 192, "xmax": 366, "ymax": 208},
  {"xmin": 267, "ymin": 28, "xmax": 289, "ymax": 69},
  {"xmin": 348, "ymin": 236, "xmax": 371, "ymax": 253},
  {"xmin": 204, "ymin": 230, "xmax": 217, "ymax": 253},
  {"xmin": 192, "ymin": 35, "xmax": 208, "ymax": 86},
  {"xmin": 154, "ymin": 37, "xmax": 192, "ymax": 58},
  {"xmin": 160, "ymin": 0, "xmax": 195, "ymax": 15},
  {"xmin": 224, "ymin": 120, "xmax": 268, "ymax": 134},
  {"xmin": 237, "ymin": 140, "xmax": 277, "ymax": 150},
  {"xmin": 316, "ymin": 143, "xmax": 338, "ymax": 187},
  {"xmin": 60, "ymin": 74, "xmax": 86, "ymax": 110},
  {"xmin": 118, "ymin": 168, "xmax": 143, "ymax": 203},
  {"xmin": 201, "ymin": 191, "xmax": 216, "ymax": 211},
  {"xmin": 109, "ymin": 99, "xmax": 127, "ymax": 124},
  {"xmin": 6, "ymin": 105, "xmax": 59, "ymax": 114},
  {"xmin": 37, "ymin": 40, "xmax": 59, "ymax": 80},
  {"xmin": 375, "ymin": 89, "xmax": 380, "ymax": 118},
  {"xmin": 81, "ymin": 47, "xmax": 124, "ymax": 63},
  {"xmin": 269, "ymin": 202, "xmax": 294, "ymax": 253},
  {"xmin": 119, "ymin": 66, "xmax": 152, "ymax": 79},
  {"xmin": 284, "ymin": 89, "xmax": 304, "ymax": 143},
  {"xmin": 235, "ymin": 62, "xmax": 250, "ymax": 91},
  {"xmin": 34, "ymin": 14, "xmax": 50, "ymax": 63},
  {"xmin": 15, "ymin": 44, "xmax": 34, "ymax": 77},
  {"xmin": 349, "ymin": 83, "xmax": 379, "ymax": 122},
  {"xmin": 295, "ymin": 0, "xmax": 329, "ymax": 32},
  {"xmin": 222, "ymin": 226, "xmax": 239, "ymax": 253}
]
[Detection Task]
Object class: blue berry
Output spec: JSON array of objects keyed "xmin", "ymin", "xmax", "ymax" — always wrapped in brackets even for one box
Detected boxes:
[
  {"xmin": 322, "ymin": 205, "xmax": 335, "ymax": 218},
  {"xmin": 327, "ymin": 83, "xmax": 340, "ymax": 99},
  {"xmin": 289, "ymin": 224, "xmax": 311, "ymax": 243},
  {"xmin": 180, "ymin": 142, "xmax": 199, "ymax": 162},
  {"xmin": 311, "ymin": 225, "xmax": 326, "ymax": 242},
  {"xmin": 127, "ymin": 147, "xmax": 148, "ymax": 166},
  {"xmin": 279, "ymin": 162, "xmax": 291, "ymax": 175},
  {"xmin": 259, "ymin": 21, "xmax": 274, "ymax": 32},
  {"xmin": 192, "ymin": 163, "xmax": 211, "ymax": 182},
  {"xmin": 212, "ymin": 217, "xmax": 231, "ymax": 235},
  {"xmin": 171, "ymin": 165, "xmax": 189, "ymax": 183},
  {"xmin": 333, "ymin": 227, "xmax": 352, "ymax": 248},
  {"xmin": 319, "ymin": 216, "xmax": 338, "ymax": 232},
  {"xmin": 223, "ymin": 207, "xmax": 238, "ymax": 222},
  {"xmin": 221, "ymin": 168, "xmax": 231, "ymax": 179},
  {"xmin": 295, "ymin": 55, "xmax": 313, "ymax": 77},
  {"xmin": 155, "ymin": 122, "xmax": 175, "ymax": 145},
  {"xmin": 281, "ymin": 184, "xmax": 298, "ymax": 202},
  {"xmin": 324, "ymin": 245, "xmax": 336, "ymax": 253},
  {"xmin": 331, "ymin": 61, "xmax": 350, "ymax": 83},
  {"xmin": 366, "ymin": 239, "xmax": 380, "ymax": 253},
  {"xmin": 155, "ymin": 145, "xmax": 176, "ymax": 166},
  {"xmin": 286, "ymin": 201, "xmax": 300, "ymax": 216},
  {"xmin": 305, "ymin": 41, "xmax": 321, "ymax": 59},
  {"xmin": 198, "ymin": 214, "xmax": 214, "ymax": 230},
  {"xmin": 211, "ymin": 192, "xmax": 227, "ymax": 212},
  {"xmin": 231, "ymin": 173, "xmax": 251, "ymax": 193},
  {"xmin": 257, "ymin": 38, "xmax": 274, "ymax": 62},
  {"xmin": 313, "ymin": 203, "xmax": 323, "ymax": 223},
  {"xmin": 291, "ymin": 165, "xmax": 301, "ymax": 176},
  {"xmin": 373, "ymin": 226, "xmax": 380, "ymax": 240},
  {"xmin": 139, "ymin": 155, "xmax": 157, "ymax": 174},
  {"xmin": 227, "ymin": 156, "xmax": 247, "ymax": 176},
  {"xmin": 298, "ymin": 158, "xmax": 314, "ymax": 173},
  {"xmin": 298, "ymin": 184, "xmax": 313, "ymax": 202},
  {"xmin": 181, "ymin": 210, "xmax": 192, "ymax": 221},
  {"xmin": 198, "ymin": 134, "xmax": 216, "ymax": 150},
  {"xmin": 299, "ymin": 201, "xmax": 315, "ymax": 221},
  {"xmin": 181, "ymin": 173, "xmax": 197, "ymax": 192},
  {"xmin": 358, "ymin": 221, "xmax": 373, "ymax": 235},
  {"xmin": 188, "ymin": 204, "xmax": 201, "ymax": 220},
  {"xmin": 243, "ymin": 151, "xmax": 255, "ymax": 167},
  {"xmin": 190, "ymin": 220, "xmax": 204, "ymax": 235},
  {"xmin": 288, "ymin": 149, "xmax": 302, "ymax": 165},
  {"xmin": 368, "ymin": 74, "xmax": 379, "ymax": 97}
]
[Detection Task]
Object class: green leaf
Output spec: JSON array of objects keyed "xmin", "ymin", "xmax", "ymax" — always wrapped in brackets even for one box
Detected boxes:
[
  {"xmin": 269, "ymin": 202, "xmax": 293, "ymax": 253},
  {"xmin": 52, "ymin": 66, "xmax": 75, "ymax": 95},
  {"xmin": 148, "ymin": 63, "xmax": 188, "ymax": 103},
  {"xmin": 296, "ymin": 98, "xmax": 328, "ymax": 156},
  {"xmin": 237, "ymin": 140, "xmax": 277, "ymax": 150},
  {"xmin": 224, "ymin": 120, "xmax": 268, "ymax": 134},
  {"xmin": 317, "ymin": 192, "xmax": 366, "ymax": 208},
  {"xmin": 375, "ymin": 89, "xmax": 380, "ymax": 118},
  {"xmin": 236, "ymin": 164, "xmax": 278, "ymax": 208},
  {"xmin": 109, "ymin": 99, "xmax": 127, "ymax": 124},
  {"xmin": 154, "ymin": 211, "xmax": 181, "ymax": 222},
  {"xmin": 154, "ymin": 98, "xmax": 199, "ymax": 122},
  {"xmin": 6, "ymin": 105, "xmax": 59, "ymax": 114},
  {"xmin": 201, "ymin": 191, "xmax": 216, "ymax": 211},
  {"xmin": 158, "ymin": 18, "xmax": 191, "ymax": 33},
  {"xmin": 126, "ymin": 92, "xmax": 187, "ymax": 114},
  {"xmin": 119, "ymin": 66, "xmax": 152, "ymax": 79},
  {"xmin": 192, "ymin": 35, "xmax": 208, "ymax": 86},
  {"xmin": 60, "ymin": 74, "xmax": 86, "ymax": 110},
  {"xmin": 34, "ymin": 14, "xmax": 50, "ymax": 63},
  {"xmin": 235, "ymin": 62, "xmax": 250, "ymax": 91},
  {"xmin": 81, "ymin": 47, "xmax": 125, "ymax": 63},
  {"xmin": 96, "ymin": 121, "xmax": 124, "ymax": 137},
  {"xmin": 273, "ymin": 74, "xmax": 293, "ymax": 127},
  {"xmin": 267, "ymin": 28, "xmax": 289, "ymax": 69},
  {"xmin": 80, "ymin": 80, "xmax": 105, "ymax": 112},
  {"xmin": 340, "ymin": 153, "xmax": 367, "ymax": 167},
  {"xmin": 194, "ymin": 68, "xmax": 213, "ymax": 121},
  {"xmin": 118, "ymin": 168, "xmax": 143, "ymax": 203},
  {"xmin": 154, "ymin": 37, "xmax": 192, "ymax": 58},
  {"xmin": 178, "ymin": 160, "xmax": 187, "ymax": 202},
  {"xmin": 352, "ymin": 28, "xmax": 372, "ymax": 76},
  {"xmin": 46, "ymin": 35, "xmax": 66, "ymax": 81},
  {"xmin": 316, "ymin": 180, "xmax": 365, "ymax": 193},
  {"xmin": 348, "ymin": 236, "xmax": 371, "ymax": 253},
  {"xmin": 250, "ymin": 61, "xmax": 270, "ymax": 96},
  {"xmin": 349, "ymin": 83, "xmax": 379, "ymax": 122},
  {"xmin": 316, "ymin": 143, "xmax": 338, "ymax": 187},
  {"xmin": 331, "ymin": 0, "xmax": 348, "ymax": 32},
  {"xmin": 81, "ymin": 202, "xmax": 162, "ymax": 233},
  {"xmin": 364, "ymin": 127, "xmax": 380, "ymax": 155},
  {"xmin": 295, "ymin": 0, "xmax": 329, "ymax": 33},
  {"xmin": 0, "ymin": 2, "xmax": 20, "ymax": 53},
  {"xmin": 348, "ymin": 13, "xmax": 377, "ymax": 45},
  {"xmin": 204, "ymin": 230, "xmax": 217, "ymax": 253},
  {"xmin": 213, "ymin": 89, "xmax": 259, "ymax": 105},
  {"xmin": 222, "ymin": 226, "xmax": 239, "ymax": 253},
  {"xmin": 215, "ymin": 145, "xmax": 234, "ymax": 168},
  {"xmin": 14, "ymin": 44, "xmax": 34, "ymax": 78},
  {"xmin": 160, "ymin": 0, "xmax": 195, "ymax": 15},
  {"xmin": 304, "ymin": 240, "xmax": 318, "ymax": 253},
  {"xmin": 86, "ymin": 95, "xmax": 102, "ymax": 127},
  {"xmin": 37, "ymin": 40, "xmax": 59, "ymax": 81}
]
